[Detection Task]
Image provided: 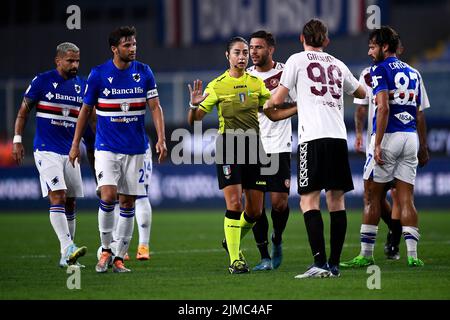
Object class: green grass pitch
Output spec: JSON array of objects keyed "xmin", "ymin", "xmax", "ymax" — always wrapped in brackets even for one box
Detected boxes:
[{"xmin": 1, "ymin": 210, "xmax": 449, "ymax": 300}]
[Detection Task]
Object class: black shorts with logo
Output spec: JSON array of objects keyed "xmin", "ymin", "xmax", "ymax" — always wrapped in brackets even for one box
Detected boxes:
[
  {"xmin": 216, "ymin": 133, "xmax": 266, "ymax": 191},
  {"xmin": 263, "ymin": 152, "xmax": 291, "ymax": 194},
  {"xmin": 297, "ymin": 138, "xmax": 354, "ymax": 195}
]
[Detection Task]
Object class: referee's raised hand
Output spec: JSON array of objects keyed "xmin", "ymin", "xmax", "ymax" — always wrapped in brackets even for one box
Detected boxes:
[{"xmin": 188, "ymin": 79, "xmax": 209, "ymax": 107}]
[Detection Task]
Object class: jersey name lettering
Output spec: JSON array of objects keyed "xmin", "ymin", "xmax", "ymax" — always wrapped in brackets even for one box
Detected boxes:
[
  {"xmin": 306, "ymin": 53, "xmax": 334, "ymax": 63},
  {"xmin": 110, "ymin": 87, "xmax": 144, "ymax": 95}
]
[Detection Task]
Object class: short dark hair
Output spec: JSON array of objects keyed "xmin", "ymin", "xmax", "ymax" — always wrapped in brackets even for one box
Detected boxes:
[
  {"xmin": 226, "ymin": 36, "xmax": 248, "ymax": 54},
  {"xmin": 369, "ymin": 26, "xmax": 400, "ymax": 54},
  {"xmin": 302, "ymin": 19, "xmax": 328, "ymax": 48},
  {"xmin": 250, "ymin": 30, "xmax": 276, "ymax": 47},
  {"xmin": 109, "ymin": 26, "xmax": 136, "ymax": 47}
]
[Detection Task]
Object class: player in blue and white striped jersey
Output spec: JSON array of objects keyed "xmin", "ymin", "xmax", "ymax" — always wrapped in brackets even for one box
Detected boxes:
[
  {"xmin": 12, "ymin": 42, "xmax": 89, "ymax": 268},
  {"xmin": 69, "ymin": 26, "xmax": 167, "ymax": 273},
  {"xmin": 343, "ymin": 27, "xmax": 427, "ymax": 268}
]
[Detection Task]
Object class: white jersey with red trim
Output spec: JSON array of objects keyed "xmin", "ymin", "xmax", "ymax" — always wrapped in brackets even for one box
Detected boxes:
[
  {"xmin": 353, "ymin": 66, "xmax": 374, "ymax": 153},
  {"xmin": 83, "ymin": 59, "xmax": 158, "ymax": 155},
  {"xmin": 247, "ymin": 62, "xmax": 293, "ymax": 153},
  {"xmin": 280, "ymin": 51, "xmax": 360, "ymax": 143}
]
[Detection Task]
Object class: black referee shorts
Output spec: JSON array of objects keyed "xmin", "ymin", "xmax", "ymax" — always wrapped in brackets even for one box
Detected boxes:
[
  {"xmin": 215, "ymin": 133, "xmax": 266, "ymax": 191},
  {"xmin": 216, "ymin": 163, "xmax": 266, "ymax": 191},
  {"xmin": 297, "ymin": 138, "xmax": 354, "ymax": 195}
]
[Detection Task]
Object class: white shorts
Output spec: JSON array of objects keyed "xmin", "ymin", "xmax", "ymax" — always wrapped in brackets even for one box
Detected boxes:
[
  {"xmin": 143, "ymin": 145, "xmax": 153, "ymax": 187},
  {"xmin": 95, "ymin": 150, "xmax": 146, "ymax": 196},
  {"xmin": 364, "ymin": 132, "xmax": 418, "ymax": 185},
  {"xmin": 34, "ymin": 151, "xmax": 84, "ymax": 198},
  {"xmin": 363, "ymin": 134, "xmax": 376, "ymax": 181}
]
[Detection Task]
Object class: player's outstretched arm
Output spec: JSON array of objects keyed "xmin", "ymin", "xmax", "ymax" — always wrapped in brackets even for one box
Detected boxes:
[
  {"xmin": 353, "ymin": 84, "xmax": 367, "ymax": 99},
  {"xmin": 69, "ymin": 104, "xmax": 92, "ymax": 167},
  {"xmin": 12, "ymin": 97, "xmax": 36, "ymax": 165},
  {"xmin": 148, "ymin": 97, "xmax": 167, "ymax": 163},
  {"xmin": 263, "ymin": 85, "xmax": 294, "ymax": 121},
  {"xmin": 263, "ymin": 101, "xmax": 297, "ymax": 121}
]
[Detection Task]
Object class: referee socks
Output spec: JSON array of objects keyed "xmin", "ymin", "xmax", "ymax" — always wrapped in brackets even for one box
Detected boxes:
[{"xmin": 224, "ymin": 210, "xmax": 242, "ymax": 264}]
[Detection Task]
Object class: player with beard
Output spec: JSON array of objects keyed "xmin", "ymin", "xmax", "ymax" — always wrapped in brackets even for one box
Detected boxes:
[
  {"xmin": 341, "ymin": 27, "xmax": 428, "ymax": 268},
  {"xmin": 12, "ymin": 42, "xmax": 89, "ymax": 268},
  {"xmin": 264, "ymin": 19, "xmax": 366, "ymax": 278},
  {"xmin": 69, "ymin": 26, "xmax": 167, "ymax": 273},
  {"xmin": 245, "ymin": 30, "xmax": 295, "ymax": 271},
  {"xmin": 340, "ymin": 41, "xmax": 430, "ymax": 267}
]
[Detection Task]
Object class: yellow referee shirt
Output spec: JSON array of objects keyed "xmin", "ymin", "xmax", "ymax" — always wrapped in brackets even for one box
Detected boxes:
[{"xmin": 199, "ymin": 70, "xmax": 271, "ymax": 134}]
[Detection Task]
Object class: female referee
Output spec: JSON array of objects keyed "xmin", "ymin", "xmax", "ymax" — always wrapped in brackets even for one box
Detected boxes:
[{"xmin": 187, "ymin": 36, "xmax": 271, "ymax": 274}]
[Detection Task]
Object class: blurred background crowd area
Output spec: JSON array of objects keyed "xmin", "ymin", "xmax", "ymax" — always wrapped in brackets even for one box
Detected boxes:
[
  {"xmin": 1, "ymin": 0, "xmax": 449, "ymax": 163},
  {"xmin": 1, "ymin": 0, "xmax": 449, "ymax": 158},
  {"xmin": 0, "ymin": 0, "xmax": 449, "ymax": 210}
]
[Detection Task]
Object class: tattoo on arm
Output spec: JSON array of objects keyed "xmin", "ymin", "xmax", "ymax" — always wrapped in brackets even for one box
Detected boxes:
[
  {"xmin": 23, "ymin": 97, "xmax": 37, "ymax": 112},
  {"xmin": 14, "ymin": 97, "xmax": 36, "ymax": 135},
  {"xmin": 148, "ymin": 100, "xmax": 158, "ymax": 112}
]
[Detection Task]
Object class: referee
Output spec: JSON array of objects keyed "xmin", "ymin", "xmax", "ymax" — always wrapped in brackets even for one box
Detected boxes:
[{"xmin": 187, "ymin": 36, "xmax": 271, "ymax": 274}]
